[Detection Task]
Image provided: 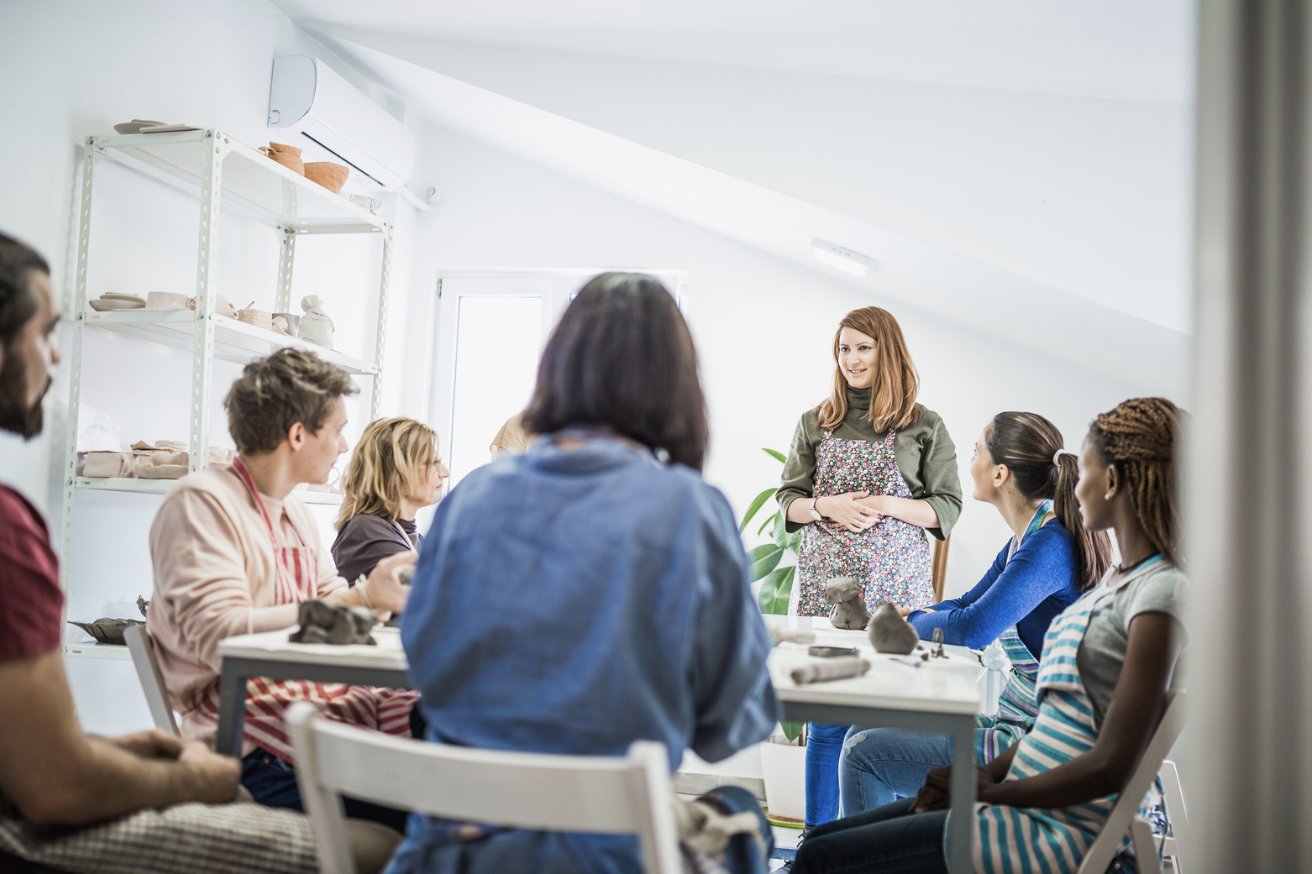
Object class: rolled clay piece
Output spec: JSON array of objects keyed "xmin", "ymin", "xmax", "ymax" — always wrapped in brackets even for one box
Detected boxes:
[
  {"xmin": 768, "ymin": 626, "xmax": 818, "ymax": 646},
  {"xmin": 867, "ymin": 602, "xmax": 921, "ymax": 654},
  {"xmin": 791, "ymin": 656, "xmax": 871, "ymax": 685},
  {"xmin": 288, "ymin": 599, "xmax": 378, "ymax": 646},
  {"xmin": 826, "ymin": 576, "xmax": 872, "ymax": 630}
]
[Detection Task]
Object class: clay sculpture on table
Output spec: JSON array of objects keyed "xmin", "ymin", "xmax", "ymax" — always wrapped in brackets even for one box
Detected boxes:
[
  {"xmin": 299, "ymin": 295, "xmax": 335, "ymax": 349},
  {"xmin": 68, "ymin": 618, "xmax": 145, "ymax": 646},
  {"xmin": 867, "ymin": 602, "xmax": 921, "ymax": 654},
  {"xmin": 288, "ymin": 599, "xmax": 378, "ymax": 646},
  {"xmin": 137, "ymin": 595, "xmax": 150, "ymax": 617},
  {"xmin": 826, "ymin": 576, "xmax": 872, "ymax": 630}
]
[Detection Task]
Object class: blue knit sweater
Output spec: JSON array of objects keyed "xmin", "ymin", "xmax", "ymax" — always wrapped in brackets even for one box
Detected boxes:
[{"xmin": 907, "ymin": 522, "xmax": 1082, "ymax": 657}]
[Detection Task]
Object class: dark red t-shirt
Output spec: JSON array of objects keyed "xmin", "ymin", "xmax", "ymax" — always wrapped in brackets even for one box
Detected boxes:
[{"xmin": 0, "ymin": 484, "xmax": 62, "ymax": 662}]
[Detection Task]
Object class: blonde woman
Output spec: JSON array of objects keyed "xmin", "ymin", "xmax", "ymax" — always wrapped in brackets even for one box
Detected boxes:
[{"xmin": 332, "ymin": 417, "xmax": 449, "ymax": 584}]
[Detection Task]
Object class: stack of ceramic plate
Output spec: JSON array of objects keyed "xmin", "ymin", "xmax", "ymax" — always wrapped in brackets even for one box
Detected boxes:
[{"xmin": 88, "ymin": 293, "xmax": 145, "ymax": 312}]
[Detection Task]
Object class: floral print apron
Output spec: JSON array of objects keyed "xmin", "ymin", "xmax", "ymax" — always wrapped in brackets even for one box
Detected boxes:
[{"xmin": 795, "ymin": 429, "xmax": 933, "ymax": 616}]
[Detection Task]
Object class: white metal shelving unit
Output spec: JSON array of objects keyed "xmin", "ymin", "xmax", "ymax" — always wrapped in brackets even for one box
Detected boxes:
[{"xmin": 61, "ymin": 128, "xmax": 394, "ymax": 658}]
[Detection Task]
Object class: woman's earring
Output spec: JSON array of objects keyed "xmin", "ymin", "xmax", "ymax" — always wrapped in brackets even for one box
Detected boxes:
[{"xmin": 1104, "ymin": 492, "xmax": 1113, "ymax": 501}]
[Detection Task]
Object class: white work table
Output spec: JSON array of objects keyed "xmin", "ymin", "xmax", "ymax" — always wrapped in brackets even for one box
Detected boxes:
[{"xmin": 217, "ymin": 616, "xmax": 983, "ymax": 874}]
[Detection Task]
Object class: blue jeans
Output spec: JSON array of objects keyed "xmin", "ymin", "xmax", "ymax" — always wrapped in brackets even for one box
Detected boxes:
[
  {"xmin": 793, "ymin": 797, "xmax": 949, "ymax": 874},
  {"xmin": 805, "ymin": 722, "xmax": 847, "ymax": 826},
  {"xmin": 242, "ymin": 748, "xmax": 410, "ymax": 833},
  {"xmin": 839, "ymin": 727, "xmax": 953, "ymax": 816}
]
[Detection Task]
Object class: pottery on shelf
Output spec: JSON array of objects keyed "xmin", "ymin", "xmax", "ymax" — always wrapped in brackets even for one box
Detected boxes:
[
  {"xmin": 88, "ymin": 292, "xmax": 146, "ymax": 312},
  {"xmin": 113, "ymin": 119, "xmax": 166, "ymax": 135},
  {"xmin": 235, "ymin": 302, "xmax": 274, "ymax": 332},
  {"xmin": 187, "ymin": 292, "xmax": 237, "ymax": 319},
  {"xmin": 304, "ymin": 161, "xmax": 350, "ymax": 193},
  {"xmin": 274, "ymin": 312, "xmax": 300, "ymax": 337},
  {"xmin": 260, "ymin": 142, "xmax": 305, "ymax": 175},
  {"xmin": 299, "ymin": 295, "xmax": 335, "ymax": 349},
  {"xmin": 80, "ymin": 451, "xmax": 135, "ymax": 478},
  {"xmin": 68, "ymin": 618, "xmax": 145, "ymax": 646},
  {"xmin": 145, "ymin": 291, "xmax": 190, "ymax": 310}
]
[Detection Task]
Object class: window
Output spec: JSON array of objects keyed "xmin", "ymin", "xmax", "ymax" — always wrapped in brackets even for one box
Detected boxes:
[{"xmin": 428, "ymin": 269, "xmax": 688, "ymax": 492}]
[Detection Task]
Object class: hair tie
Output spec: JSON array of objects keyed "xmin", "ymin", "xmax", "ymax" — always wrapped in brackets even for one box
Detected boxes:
[{"xmin": 1052, "ymin": 449, "xmax": 1066, "ymax": 467}]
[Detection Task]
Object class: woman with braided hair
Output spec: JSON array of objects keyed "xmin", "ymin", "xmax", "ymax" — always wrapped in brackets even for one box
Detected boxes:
[{"xmin": 791, "ymin": 397, "xmax": 1188, "ymax": 874}]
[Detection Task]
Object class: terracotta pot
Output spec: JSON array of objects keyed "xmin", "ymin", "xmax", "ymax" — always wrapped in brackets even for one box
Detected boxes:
[
  {"xmin": 304, "ymin": 161, "xmax": 350, "ymax": 193},
  {"xmin": 260, "ymin": 142, "xmax": 305, "ymax": 175}
]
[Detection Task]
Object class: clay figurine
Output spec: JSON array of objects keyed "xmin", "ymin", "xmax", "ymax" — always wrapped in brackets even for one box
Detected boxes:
[
  {"xmin": 298, "ymin": 295, "xmax": 335, "ymax": 349},
  {"xmin": 137, "ymin": 595, "xmax": 149, "ymax": 617},
  {"xmin": 288, "ymin": 599, "xmax": 378, "ymax": 646},
  {"xmin": 867, "ymin": 602, "xmax": 921, "ymax": 654},
  {"xmin": 825, "ymin": 576, "xmax": 872, "ymax": 630}
]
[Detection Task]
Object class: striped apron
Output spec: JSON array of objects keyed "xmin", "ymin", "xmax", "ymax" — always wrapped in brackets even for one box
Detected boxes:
[
  {"xmin": 966, "ymin": 557, "xmax": 1166, "ymax": 873},
  {"xmin": 181, "ymin": 457, "xmax": 417, "ymax": 763},
  {"xmin": 974, "ymin": 502, "xmax": 1050, "ymax": 763}
]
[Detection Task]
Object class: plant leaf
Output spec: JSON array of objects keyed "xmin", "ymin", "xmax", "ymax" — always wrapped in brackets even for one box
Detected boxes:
[
  {"xmin": 757, "ymin": 565, "xmax": 795, "ymax": 615},
  {"xmin": 739, "ymin": 486, "xmax": 778, "ymax": 533},
  {"xmin": 781, "ymin": 720, "xmax": 806, "ymax": 743},
  {"xmin": 762, "ymin": 447, "xmax": 787, "ymax": 464},
  {"xmin": 749, "ymin": 543, "xmax": 785, "ymax": 581},
  {"xmin": 758, "ymin": 514, "xmax": 775, "ymax": 536},
  {"xmin": 772, "ymin": 511, "xmax": 790, "ymax": 549}
]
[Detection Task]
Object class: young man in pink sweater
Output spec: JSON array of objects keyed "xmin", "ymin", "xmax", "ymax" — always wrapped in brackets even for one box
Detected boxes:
[{"xmin": 148, "ymin": 346, "xmax": 416, "ymax": 831}]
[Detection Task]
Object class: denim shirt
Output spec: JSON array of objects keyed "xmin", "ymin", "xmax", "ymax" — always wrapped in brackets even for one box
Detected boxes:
[{"xmin": 388, "ymin": 435, "xmax": 780, "ymax": 874}]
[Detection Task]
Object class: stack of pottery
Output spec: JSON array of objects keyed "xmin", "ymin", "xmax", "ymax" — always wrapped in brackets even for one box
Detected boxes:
[
  {"xmin": 260, "ymin": 142, "xmax": 304, "ymax": 175},
  {"xmin": 305, "ymin": 162, "xmax": 350, "ymax": 193},
  {"xmin": 88, "ymin": 293, "xmax": 145, "ymax": 312},
  {"xmin": 187, "ymin": 293, "xmax": 238, "ymax": 319}
]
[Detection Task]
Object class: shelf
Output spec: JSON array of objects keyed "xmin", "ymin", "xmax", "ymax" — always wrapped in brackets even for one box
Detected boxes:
[
  {"xmin": 95, "ymin": 129, "xmax": 385, "ymax": 234},
  {"xmin": 75, "ymin": 477, "xmax": 343, "ymax": 505},
  {"xmin": 64, "ymin": 643, "xmax": 131, "ymax": 661},
  {"xmin": 84, "ymin": 310, "xmax": 378, "ymax": 375}
]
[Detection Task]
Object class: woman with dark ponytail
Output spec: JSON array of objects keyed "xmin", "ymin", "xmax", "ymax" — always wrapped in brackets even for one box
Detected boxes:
[
  {"xmin": 836, "ymin": 411, "xmax": 1111, "ymax": 817},
  {"xmin": 794, "ymin": 398, "xmax": 1187, "ymax": 874}
]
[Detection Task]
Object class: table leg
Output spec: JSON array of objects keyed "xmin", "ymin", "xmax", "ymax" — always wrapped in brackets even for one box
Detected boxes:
[
  {"xmin": 215, "ymin": 661, "xmax": 247, "ymax": 759},
  {"xmin": 947, "ymin": 715, "xmax": 975, "ymax": 874}
]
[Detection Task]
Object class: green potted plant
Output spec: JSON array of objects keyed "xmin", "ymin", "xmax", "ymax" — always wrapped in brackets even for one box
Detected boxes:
[{"xmin": 741, "ymin": 448, "xmax": 807, "ymax": 825}]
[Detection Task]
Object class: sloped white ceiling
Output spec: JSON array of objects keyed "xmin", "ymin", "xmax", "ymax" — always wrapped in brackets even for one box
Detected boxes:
[{"xmin": 274, "ymin": 4, "xmax": 1194, "ymax": 392}]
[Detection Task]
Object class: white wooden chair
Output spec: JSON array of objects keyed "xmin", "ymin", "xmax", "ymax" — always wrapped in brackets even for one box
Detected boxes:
[
  {"xmin": 123, "ymin": 625, "xmax": 178, "ymax": 735},
  {"xmin": 285, "ymin": 702, "xmax": 682, "ymax": 874},
  {"xmin": 1076, "ymin": 692, "xmax": 1187, "ymax": 874}
]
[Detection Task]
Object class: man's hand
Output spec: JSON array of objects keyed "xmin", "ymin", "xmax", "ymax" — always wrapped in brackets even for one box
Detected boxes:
[
  {"xmin": 111, "ymin": 730, "xmax": 184, "ymax": 761},
  {"xmin": 363, "ymin": 551, "xmax": 417, "ymax": 614},
  {"xmin": 178, "ymin": 741, "xmax": 242, "ymax": 804},
  {"xmin": 911, "ymin": 765, "xmax": 952, "ymax": 813}
]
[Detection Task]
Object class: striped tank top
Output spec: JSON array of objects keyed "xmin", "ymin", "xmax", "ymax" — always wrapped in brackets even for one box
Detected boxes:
[{"xmin": 963, "ymin": 557, "xmax": 1166, "ymax": 873}]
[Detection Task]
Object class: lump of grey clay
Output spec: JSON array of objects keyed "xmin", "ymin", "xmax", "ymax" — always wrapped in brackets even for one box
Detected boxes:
[
  {"xmin": 288, "ymin": 599, "xmax": 378, "ymax": 646},
  {"xmin": 867, "ymin": 602, "xmax": 920, "ymax": 654},
  {"xmin": 826, "ymin": 576, "xmax": 871, "ymax": 630}
]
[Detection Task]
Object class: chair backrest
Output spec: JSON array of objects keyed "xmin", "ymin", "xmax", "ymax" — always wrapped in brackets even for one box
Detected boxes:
[
  {"xmin": 123, "ymin": 625, "xmax": 178, "ymax": 735},
  {"xmin": 1076, "ymin": 691, "xmax": 1187, "ymax": 874},
  {"xmin": 286, "ymin": 703, "xmax": 682, "ymax": 874},
  {"xmin": 931, "ymin": 533, "xmax": 951, "ymax": 602}
]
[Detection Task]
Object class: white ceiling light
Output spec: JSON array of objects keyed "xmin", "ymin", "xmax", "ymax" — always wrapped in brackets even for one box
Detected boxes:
[{"xmin": 811, "ymin": 238, "xmax": 874, "ymax": 277}]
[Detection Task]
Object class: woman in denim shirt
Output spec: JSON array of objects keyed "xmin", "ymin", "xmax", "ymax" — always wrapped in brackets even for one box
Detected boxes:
[{"xmin": 389, "ymin": 273, "xmax": 781, "ymax": 874}]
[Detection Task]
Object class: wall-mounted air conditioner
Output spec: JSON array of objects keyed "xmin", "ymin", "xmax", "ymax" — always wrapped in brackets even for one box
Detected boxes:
[{"xmin": 268, "ymin": 55, "xmax": 415, "ymax": 192}]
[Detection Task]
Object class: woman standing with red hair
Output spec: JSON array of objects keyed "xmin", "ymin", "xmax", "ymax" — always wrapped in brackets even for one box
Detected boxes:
[{"xmin": 778, "ymin": 305, "xmax": 962, "ymax": 835}]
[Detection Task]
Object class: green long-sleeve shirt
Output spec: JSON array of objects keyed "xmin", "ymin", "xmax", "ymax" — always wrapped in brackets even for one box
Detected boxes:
[{"xmin": 777, "ymin": 387, "xmax": 963, "ymax": 540}]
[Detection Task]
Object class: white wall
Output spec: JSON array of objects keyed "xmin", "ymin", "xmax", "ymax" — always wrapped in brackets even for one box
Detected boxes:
[
  {"xmin": 400, "ymin": 128, "xmax": 1159, "ymax": 599},
  {"xmin": 0, "ymin": 0, "xmax": 411, "ymax": 733}
]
